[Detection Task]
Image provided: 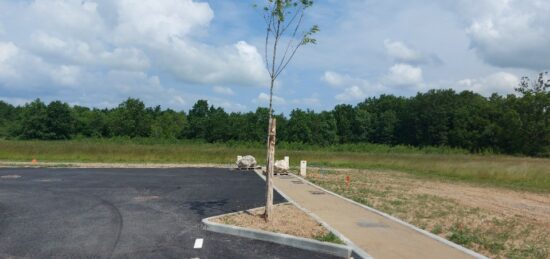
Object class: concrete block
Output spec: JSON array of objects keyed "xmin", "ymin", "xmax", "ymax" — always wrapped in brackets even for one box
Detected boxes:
[{"xmin": 300, "ymin": 160, "xmax": 307, "ymax": 177}]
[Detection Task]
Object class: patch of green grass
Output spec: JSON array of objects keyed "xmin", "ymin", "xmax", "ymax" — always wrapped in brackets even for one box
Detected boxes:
[
  {"xmin": 313, "ymin": 232, "xmax": 344, "ymax": 245},
  {"xmin": 447, "ymin": 224, "xmax": 481, "ymax": 246},
  {"xmin": 1, "ymin": 139, "xmax": 549, "ymax": 192},
  {"xmin": 431, "ymin": 224, "xmax": 443, "ymax": 235},
  {"xmin": 507, "ymin": 244, "xmax": 549, "ymax": 259}
]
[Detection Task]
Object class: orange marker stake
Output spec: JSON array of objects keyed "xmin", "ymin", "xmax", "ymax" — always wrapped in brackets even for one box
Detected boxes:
[
  {"xmin": 31, "ymin": 158, "xmax": 37, "ymax": 164},
  {"xmin": 345, "ymin": 175, "xmax": 350, "ymax": 191}
]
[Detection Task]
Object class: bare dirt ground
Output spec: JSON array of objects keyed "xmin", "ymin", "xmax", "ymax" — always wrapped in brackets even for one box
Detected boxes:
[
  {"xmin": 309, "ymin": 169, "xmax": 550, "ymax": 258},
  {"xmin": 211, "ymin": 203, "xmax": 329, "ymax": 240},
  {"xmin": 417, "ymin": 181, "xmax": 550, "ymax": 227}
]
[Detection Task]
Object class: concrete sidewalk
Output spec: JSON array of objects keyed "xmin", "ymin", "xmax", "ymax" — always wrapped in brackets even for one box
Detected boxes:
[{"xmin": 271, "ymin": 173, "xmax": 486, "ymax": 259}]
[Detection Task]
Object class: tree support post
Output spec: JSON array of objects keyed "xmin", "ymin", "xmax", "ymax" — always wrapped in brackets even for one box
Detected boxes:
[{"xmin": 264, "ymin": 118, "xmax": 277, "ymax": 222}]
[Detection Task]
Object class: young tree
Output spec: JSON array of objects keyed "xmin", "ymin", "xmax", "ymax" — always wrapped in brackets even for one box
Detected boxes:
[
  {"xmin": 514, "ymin": 72, "xmax": 550, "ymax": 155},
  {"xmin": 256, "ymin": 0, "xmax": 319, "ymax": 221},
  {"xmin": 46, "ymin": 101, "xmax": 75, "ymax": 140}
]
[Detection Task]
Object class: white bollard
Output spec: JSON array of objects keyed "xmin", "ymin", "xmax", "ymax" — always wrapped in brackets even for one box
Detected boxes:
[
  {"xmin": 284, "ymin": 156, "xmax": 289, "ymax": 167},
  {"xmin": 300, "ymin": 160, "xmax": 307, "ymax": 177}
]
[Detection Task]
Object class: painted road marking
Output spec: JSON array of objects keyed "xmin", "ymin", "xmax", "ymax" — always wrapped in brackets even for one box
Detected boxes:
[{"xmin": 193, "ymin": 238, "xmax": 203, "ymax": 249}]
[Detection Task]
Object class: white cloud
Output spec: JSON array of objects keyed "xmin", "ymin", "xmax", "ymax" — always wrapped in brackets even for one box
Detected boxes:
[
  {"xmin": 322, "ymin": 70, "xmax": 370, "ymax": 89},
  {"xmin": 111, "ymin": 0, "xmax": 268, "ymax": 86},
  {"xmin": 335, "ymin": 85, "xmax": 367, "ymax": 102},
  {"xmin": 114, "ymin": 0, "xmax": 213, "ymax": 44},
  {"xmin": 255, "ymin": 92, "xmax": 286, "ymax": 105},
  {"xmin": 384, "ymin": 39, "xmax": 442, "ymax": 65},
  {"xmin": 323, "ymin": 71, "xmax": 392, "ymax": 102},
  {"xmin": 51, "ymin": 65, "xmax": 81, "ymax": 86},
  {"xmin": 161, "ymin": 40, "xmax": 268, "ymax": 86},
  {"xmin": 322, "ymin": 71, "xmax": 355, "ymax": 88},
  {"xmin": 213, "ymin": 86, "xmax": 235, "ymax": 96},
  {"xmin": 26, "ymin": 0, "xmax": 107, "ymax": 42},
  {"xmin": 0, "ymin": 42, "xmax": 19, "ymax": 78},
  {"xmin": 0, "ymin": 0, "xmax": 269, "ymax": 101},
  {"xmin": 384, "ymin": 63, "xmax": 424, "ymax": 86},
  {"xmin": 454, "ymin": 0, "xmax": 550, "ymax": 69},
  {"xmin": 30, "ymin": 32, "xmax": 150, "ymax": 71},
  {"xmin": 455, "ymin": 71, "xmax": 520, "ymax": 96},
  {"xmin": 0, "ymin": 0, "xmax": 274, "ymax": 115},
  {"xmin": 384, "ymin": 40, "xmax": 422, "ymax": 63}
]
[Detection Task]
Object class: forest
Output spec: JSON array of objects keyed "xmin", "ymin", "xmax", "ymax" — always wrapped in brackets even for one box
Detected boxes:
[{"xmin": 0, "ymin": 74, "xmax": 548, "ymax": 156}]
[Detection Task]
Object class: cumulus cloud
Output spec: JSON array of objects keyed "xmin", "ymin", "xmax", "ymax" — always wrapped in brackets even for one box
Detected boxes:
[
  {"xmin": 454, "ymin": 0, "xmax": 550, "ymax": 70},
  {"xmin": 335, "ymin": 86, "xmax": 367, "ymax": 102},
  {"xmin": 322, "ymin": 71, "xmax": 356, "ymax": 88},
  {"xmin": 455, "ymin": 72, "xmax": 520, "ymax": 96},
  {"xmin": 384, "ymin": 39, "xmax": 442, "ymax": 65},
  {"xmin": 161, "ymin": 40, "xmax": 268, "ymax": 86},
  {"xmin": 213, "ymin": 86, "xmax": 235, "ymax": 96},
  {"xmin": 384, "ymin": 63, "xmax": 424, "ymax": 86},
  {"xmin": 0, "ymin": 0, "xmax": 269, "ymax": 110},
  {"xmin": 0, "ymin": 42, "xmax": 19, "ymax": 78},
  {"xmin": 51, "ymin": 65, "xmax": 81, "ymax": 87},
  {"xmin": 255, "ymin": 92, "xmax": 286, "ymax": 105},
  {"xmin": 323, "ymin": 71, "xmax": 389, "ymax": 102},
  {"xmin": 113, "ymin": 0, "xmax": 213, "ymax": 44}
]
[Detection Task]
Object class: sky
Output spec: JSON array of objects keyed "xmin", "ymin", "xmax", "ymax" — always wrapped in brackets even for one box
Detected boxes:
[{"xmin": 0, "ymin": 0, "xmax": 549, "ymax": 114}]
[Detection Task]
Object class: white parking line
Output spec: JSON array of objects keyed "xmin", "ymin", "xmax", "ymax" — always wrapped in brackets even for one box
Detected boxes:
[{"xmin": 193, "ymin": 238, "xmax": 203, "ymax": 249}]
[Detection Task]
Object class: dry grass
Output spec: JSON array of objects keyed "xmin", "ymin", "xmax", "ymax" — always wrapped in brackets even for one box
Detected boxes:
[
  {"xmin": 308, "ymin": 169, "xmax": 550, "ymax": 258},
  {"xmin": 211, "ymin": 203, "xmax": 329, "ymax": 240}
]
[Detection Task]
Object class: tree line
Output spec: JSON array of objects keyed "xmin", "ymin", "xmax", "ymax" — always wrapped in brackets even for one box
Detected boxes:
[{"xmin": 0, "ymin": 74, "xmax": 548, "ymax": 156}]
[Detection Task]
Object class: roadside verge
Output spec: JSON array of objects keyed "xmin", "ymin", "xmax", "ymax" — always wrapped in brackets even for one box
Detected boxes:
[{"xmin": 202, "ymin": 210, "xmax": 352, "ymax": 258}]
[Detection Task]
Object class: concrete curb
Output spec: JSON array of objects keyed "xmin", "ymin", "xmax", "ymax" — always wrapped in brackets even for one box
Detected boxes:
[
  {"xmin": 291, "ymin": 173, "xmax": 489, "ymax": 259},
  {"xmin": 202, "ymin": 215, "xmax": 352, "ymax": 258},
  {"xmin": 253, "ymin": 170, "xmax": 372, "ymax": 259}
]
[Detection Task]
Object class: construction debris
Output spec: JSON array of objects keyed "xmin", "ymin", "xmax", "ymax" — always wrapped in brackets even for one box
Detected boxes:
[
  {"xmin": 274, "ymin": 159, "xmax": 289, "ymax": 174},
  {"xmin": 237, "ymin": 155, "xmax": 257, "ymax": 169}
]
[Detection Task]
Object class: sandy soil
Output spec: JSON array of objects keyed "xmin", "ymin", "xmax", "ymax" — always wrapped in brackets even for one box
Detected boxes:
[
  {"xmin": 211, "ymin": 203, "xmax": 328, "ymax": 239},
  {"xmin": 417, "ymin": 182, "xmax": 550, "ymax": 226},
  {"xmin": 317, "ymin": 168, "xmax": 550, "ymax": 227}
]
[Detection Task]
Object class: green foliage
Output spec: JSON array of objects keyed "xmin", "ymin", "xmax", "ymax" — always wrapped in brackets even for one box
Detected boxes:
[
  {"xmin": 46, "ymin": 101, "xmax": 74, "ymax": 140},
  {"xmin": 447, "ymin": 224, "xmax": 481, "ymax": 246},
  {"xmin": 16, "ymin": 99, "xmax": 49, "ymax": 139},
  {"xmin": 0, "ymin": 73, "xmax": 549, "ymax": 157},
  {"xmin": 110, "ymin": 98, "xmax": 152, "ymax": 137},
  {"xmin": 313, "ymin": 232, "xmax": 344, "ymax": 244}
]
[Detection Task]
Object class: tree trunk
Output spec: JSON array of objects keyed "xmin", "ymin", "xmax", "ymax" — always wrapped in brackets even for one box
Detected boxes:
[{"xmin": 264, "ymin": 117, "xmax": 276, "ymax": 222}]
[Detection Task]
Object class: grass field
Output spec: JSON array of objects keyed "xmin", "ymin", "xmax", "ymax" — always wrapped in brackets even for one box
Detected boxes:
[{"xmin": 0, "ymin": 139, "xmax": 549, "ymax": 192}]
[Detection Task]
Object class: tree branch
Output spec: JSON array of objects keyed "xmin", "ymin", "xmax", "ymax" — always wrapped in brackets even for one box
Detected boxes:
[
  {"xmin": 275, "ymin": 10, "xmax": 304, "ymax": 76},
  {"xmin": 275, "ymin": 42, "xmax": 302, "ymax": 79}
]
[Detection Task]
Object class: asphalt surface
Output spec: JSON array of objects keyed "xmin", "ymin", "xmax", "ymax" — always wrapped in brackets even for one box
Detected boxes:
[{"xmin": 0, "ymin": 168, "xmax": 339, "ymax": 259}]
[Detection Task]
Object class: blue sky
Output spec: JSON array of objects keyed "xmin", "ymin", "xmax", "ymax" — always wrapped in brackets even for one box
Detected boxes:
[{"xmin": 0, "ymin": 0, "xmax": 548, "ymax": 114}]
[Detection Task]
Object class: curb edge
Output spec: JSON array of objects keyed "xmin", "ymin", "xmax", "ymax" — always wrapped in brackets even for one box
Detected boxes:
[{"xmin": 202, "ymin": 216, "xmax": 352, "ymax": 258}]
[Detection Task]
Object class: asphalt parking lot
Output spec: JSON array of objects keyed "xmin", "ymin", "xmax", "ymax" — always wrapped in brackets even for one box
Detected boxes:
[{"xmin": 0, "ymin": 167, "xmax": 338, "ymax": 259}]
